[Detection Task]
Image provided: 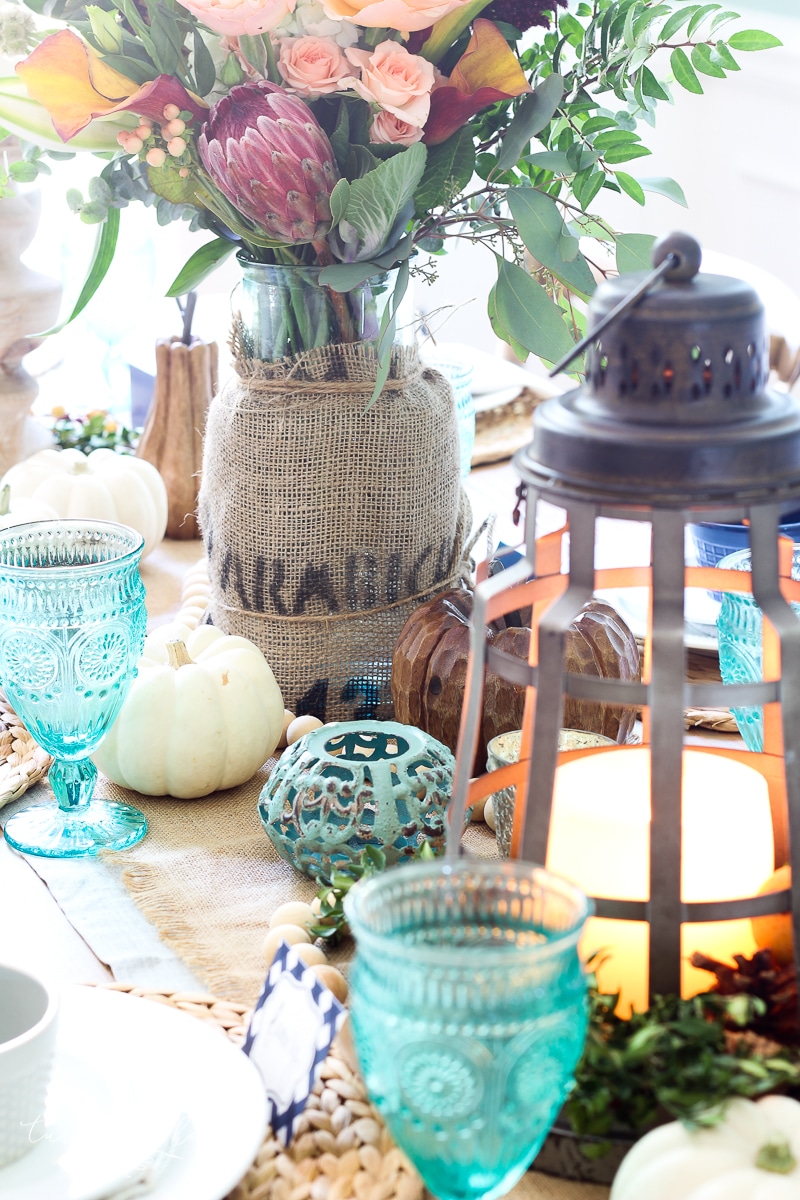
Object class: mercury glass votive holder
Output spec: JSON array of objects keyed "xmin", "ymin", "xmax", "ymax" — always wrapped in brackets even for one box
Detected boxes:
[{"xmin": 487, "ymin": 729, "xmax": 616, "ymax": 857}]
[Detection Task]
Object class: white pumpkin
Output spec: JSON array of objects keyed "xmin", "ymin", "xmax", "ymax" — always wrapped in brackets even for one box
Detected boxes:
[
  {"xmin": 93, "ymin": 624, "xmax": 284, "ymax": 798},
  {"xmin": 610, "ymin": 1096, "xmax": 800, "ymax": 1200},
  {"xmin": 0, "ymin": 483, "xmax": 59, "ymax": 529},
  {"xmin": 0, "ymin": 448, "xmax": 168, "ymax": 558}
]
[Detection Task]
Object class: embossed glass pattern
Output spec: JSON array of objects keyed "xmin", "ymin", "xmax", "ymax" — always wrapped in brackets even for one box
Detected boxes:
[
  {"xmin": 259, "ymin": 721, "xmax": 457, "ymax": 881},
  {"xmin": 0, "ymin": 521, "xmax": 148, "ymax": 857},
  {"xmin": 716, "ymin": 546, "xmax": 800, "ymax": 752},
  {"xmin": 345, "ymin": 861, "xmax": 591, "ymax": 1200}
]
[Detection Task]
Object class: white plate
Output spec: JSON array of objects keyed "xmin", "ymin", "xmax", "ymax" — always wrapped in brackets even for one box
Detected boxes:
[
  {"xmin": 473, "ymin": 385, "xmax": 525, "ymax": 413},
  {"xmin": 596, "ymin": 587, "xmax": 721, "ymax": 654},
  {"xmin": 0, "ymin": 986, "xmax": 268, "ymax": 1200}
]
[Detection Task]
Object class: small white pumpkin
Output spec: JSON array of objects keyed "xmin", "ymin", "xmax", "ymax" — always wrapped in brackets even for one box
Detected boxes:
[
  {"xmin": 610, "ymin": 1096, "xmax": 800, "ymax": 1200},
  {"xmin": 0, "ymin": 448, "xmax": 168, "ymax": 558},
  {"xmin": 93, "ymin": 624, "xmax": 284, "ymax": 798},
  {"xmin": 0, "ymin": 483, "xmax": 59, "ymax": 530}
]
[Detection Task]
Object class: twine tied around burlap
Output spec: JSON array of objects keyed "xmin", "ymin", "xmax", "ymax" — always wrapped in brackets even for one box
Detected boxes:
[{"xmin": 198, "ymin": 340, "xmax": 472, "ymax": 722}]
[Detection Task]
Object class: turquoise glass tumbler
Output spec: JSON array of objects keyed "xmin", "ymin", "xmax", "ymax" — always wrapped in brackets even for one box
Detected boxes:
[
  {"xmin": 424, "ymin": 354, "xmax": 475, "ymax": 479},
  {"xmin": 0, "ymin": 521, "xmax": 148, "ymax": 857},
  {"xmin": 344, "ymin": 860, "xmax": 592, "ymax": 1200},
  {"xmin": 716, "ymin": 546, "xmax": 800, "ymax": 752}
]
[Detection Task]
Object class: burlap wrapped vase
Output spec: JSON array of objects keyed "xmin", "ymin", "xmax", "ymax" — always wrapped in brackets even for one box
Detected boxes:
[{"xmin": 198, "ymin": 340, "xmax": 472, "ymax": 722}]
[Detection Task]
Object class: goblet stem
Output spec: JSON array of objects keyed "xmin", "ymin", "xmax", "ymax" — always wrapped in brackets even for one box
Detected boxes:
[
  {"xmin": 49, "ymin": 759, "xmax": 99, "ymax": 811},
  {"xmin": 4, "ymin": 758, "xmax": 147, "ymax": 858}
]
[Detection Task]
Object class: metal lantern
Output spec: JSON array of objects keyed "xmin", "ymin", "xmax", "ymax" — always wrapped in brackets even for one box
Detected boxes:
[{"xmin": 447, "ymin": 232, "xmax": 800, "ymax": 1012}]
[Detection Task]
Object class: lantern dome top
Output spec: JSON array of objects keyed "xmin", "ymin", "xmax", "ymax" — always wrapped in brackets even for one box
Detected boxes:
[{"xmin": 519, "ymin": 232, "xmax": 800, "ymax": 506}]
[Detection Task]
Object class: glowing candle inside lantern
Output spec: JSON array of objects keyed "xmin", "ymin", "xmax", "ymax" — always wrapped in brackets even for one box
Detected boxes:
[{"xmin": 546, "ymin": 748, "xmax": 774, "ymax": 1015}]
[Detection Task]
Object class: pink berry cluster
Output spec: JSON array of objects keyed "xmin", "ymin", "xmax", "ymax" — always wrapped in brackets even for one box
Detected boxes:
[{"xmin": 117, "ymin": 103, "xmax": 193, "ymax": 177}]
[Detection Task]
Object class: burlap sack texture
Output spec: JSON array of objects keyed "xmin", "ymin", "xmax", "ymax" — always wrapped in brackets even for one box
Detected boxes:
[{"xmin": 199, "ymin": 339, "xmax": 472, "ymax": 723}]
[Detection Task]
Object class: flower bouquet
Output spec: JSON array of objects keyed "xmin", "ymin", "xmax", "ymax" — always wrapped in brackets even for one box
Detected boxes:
[
  {"xmin": 0, "ymin": 0, "xmax": 783, "ymax": 729},
  {"xmin": 0, "ymin": 0, "xmax": 781, "ymax": 385}
]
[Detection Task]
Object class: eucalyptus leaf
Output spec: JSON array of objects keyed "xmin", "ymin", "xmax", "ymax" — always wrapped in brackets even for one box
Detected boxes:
[
  {"xmin": 639, "ymin": 176, "xmax": 688, "ymax": 206},
  {"xmin": 580, "ymin": 116, "xmax": 617, "ymax": 135},
  {"xmin": 329, "ymin": 178, "xmax": 351, "ymax": 229},
  {"xmin": 602, "ymin": 143, "xmax": 652, "ymax": 164},
  {"xmin": 496, "ymin": 74, "xmax": 565, "ymax": 173},
  {"xmin": 492, "ymin": 255, "xmax": 574, "ymax": 363},
  {"xmin": 710, "ymin": 9, "xmax": 740, "ymax": 34},
  {"xmin": 615, "ymin": 172, "xmax": 645, "ymax": 205},
  {"xmin": 616, "ymin": 232, "xmax": 656, "ymax": 274},
  {"xmin": 691, "ymin": 43, "xmax": 727, "ymax": 78},
  {"xmin": 712, "ymin": 41, "xmax": 740, "ymax": 71},
  {"xmin": 366, "ymin": 258, "xmax": 410, "ymax": 410},
  {"xmin": 507, "ymin": 187, "xmax": 596, "ymax": 298},
  {"xmin": 166, "ymin": 237, "xmax": 237, "ymax": 298},
  {"xmin": 671, "ymin": 47, "xmax": 704, "ymax": 93},
  {"xmin": 572, "ymin": 167, "xmax": 605, "ymax": 211},
  {"xmin": 414, "ymin": 126, "xmax": 475, "ymax": 217},
  {"xmin": 640, "ymin": 65, "xmax": 670, "ymax": 101},
  {"xmin": 727, "ymin": 29, "xmax": 782, "ymax": 51},
  {"xmin": 318, "ymin": 261, "xmax": 383, "ymax": 291},
  {"xmin": 659, "ymin": 4, "xmax": 701, "ymax": 42},
  {"xmin": 687, "ymin": 4, "xmax": 722, "ymax": 38}
]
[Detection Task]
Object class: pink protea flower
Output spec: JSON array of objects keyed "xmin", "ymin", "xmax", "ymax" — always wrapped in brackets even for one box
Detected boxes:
[{"xmin": 198, "ymin": 80, "xmax": 340, "ymax": 244}]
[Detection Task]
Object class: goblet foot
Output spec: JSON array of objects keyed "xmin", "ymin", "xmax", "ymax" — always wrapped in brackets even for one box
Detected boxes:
[{"xmin": 4, "ymin": 799, "xmax": 147, "ymax": 858}]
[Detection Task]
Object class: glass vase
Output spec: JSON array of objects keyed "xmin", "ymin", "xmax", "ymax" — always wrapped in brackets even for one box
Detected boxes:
[{"xmin": 236, "ymin": 257, "xmax": 413, "ymax": 361}]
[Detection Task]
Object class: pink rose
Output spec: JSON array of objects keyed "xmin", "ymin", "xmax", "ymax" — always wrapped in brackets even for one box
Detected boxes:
[
  {"xmin": 369, "ymin": 109, "xmax": 424, "ymax": 146},
  {"xmin": 175, "ymin": 0, "xmax": 295, "ymax": 37},
  {"xmin": 278, "ymin": 35, "xmax": 351, "ymax": 94},
  {"xmin": 344, "ymin": 41, "xmax": 434, "ymax": 127},
  {"xmin": 321, "ymin": 0, "xmax": 467, "ymax": 33}
]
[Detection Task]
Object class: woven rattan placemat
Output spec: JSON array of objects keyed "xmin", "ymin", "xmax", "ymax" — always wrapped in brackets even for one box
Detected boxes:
[
  {"xmin": 0, "ymin": 690, "xmax": 51, "ymax": 808},
  {"xmin": 96, "ymin": 984, "xmax": 609, "ymax": 1200}
]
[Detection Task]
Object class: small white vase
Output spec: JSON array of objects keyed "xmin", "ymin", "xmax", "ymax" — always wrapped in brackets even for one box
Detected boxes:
[{"xmin": 0, "ymin": 178, "xmax": 61, "ymax": 479}]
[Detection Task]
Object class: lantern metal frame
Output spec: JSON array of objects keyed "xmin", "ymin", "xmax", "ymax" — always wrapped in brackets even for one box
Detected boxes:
[{"xmin": 446, "ymin": 233, "xmax": 800, "ymax": 1005}]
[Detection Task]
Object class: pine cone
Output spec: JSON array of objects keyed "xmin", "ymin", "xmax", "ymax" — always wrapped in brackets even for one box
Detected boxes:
[{"xmin": 691, "ymin": 949, "xmax": 799, "ymax": 1044}]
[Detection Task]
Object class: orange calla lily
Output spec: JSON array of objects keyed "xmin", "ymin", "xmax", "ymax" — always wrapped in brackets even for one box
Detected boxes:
[
  {"xmin": 16, "ymin": 30, "xmax": 207, "ymax": 142},
  {"xmin": 424, "ymin": 18, "xmax": 530, "ymax": 146}
]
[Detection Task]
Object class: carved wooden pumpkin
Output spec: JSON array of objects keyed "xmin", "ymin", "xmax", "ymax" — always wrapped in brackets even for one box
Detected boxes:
[{"xmin": 391, "ymin": 589, "xmax": 640, "ymax": 769}]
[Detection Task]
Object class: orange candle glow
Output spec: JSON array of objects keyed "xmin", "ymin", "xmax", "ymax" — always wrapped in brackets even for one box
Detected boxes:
[{"xmin": 546, "ymin": 747, "xmax": 775, "ymax": 1015}]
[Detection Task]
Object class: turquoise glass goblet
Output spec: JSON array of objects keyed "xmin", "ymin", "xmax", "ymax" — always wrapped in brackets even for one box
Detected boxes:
[
  {"xmin": 0, "ymin": 521, "xmax": 148, "ymax": 858},
  {"xmin": 344, "ymin": 860, "xmax": 592, "ymax": 1200}
]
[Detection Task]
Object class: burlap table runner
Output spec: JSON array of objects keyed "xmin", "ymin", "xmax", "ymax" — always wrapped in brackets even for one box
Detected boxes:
[{"xmin": 109, "ymin": 769, "xmax": 499, "ymax": 1008}]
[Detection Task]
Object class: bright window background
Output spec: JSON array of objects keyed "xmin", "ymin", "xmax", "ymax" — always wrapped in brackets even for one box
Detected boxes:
[{"xmin": 13, "ymin": 0, "xmax": 800, "ymax": 426}]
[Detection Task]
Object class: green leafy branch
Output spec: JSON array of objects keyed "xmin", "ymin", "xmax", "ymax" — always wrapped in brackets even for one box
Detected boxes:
[
  {"xmin": 565, "ymin": 984, "xmax": 800, "ymax": 1156},
  {"xmin": 310, "ymin": 840, "xmax": 437, "ymax": 945}
]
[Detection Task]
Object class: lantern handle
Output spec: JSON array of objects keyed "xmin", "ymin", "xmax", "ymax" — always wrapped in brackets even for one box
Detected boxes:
[{"xmin": 548, "ymin": 231, "xmax": 703, "ymax": 378}]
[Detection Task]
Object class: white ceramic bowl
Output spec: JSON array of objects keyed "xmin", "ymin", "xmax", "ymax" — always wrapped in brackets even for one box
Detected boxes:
[{"xmin": 0, "ymin": 964, "xmax": 59, "ymax": 1165}]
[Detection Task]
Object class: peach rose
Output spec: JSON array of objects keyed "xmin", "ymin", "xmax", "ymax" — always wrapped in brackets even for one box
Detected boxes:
[
  {"xmin": 175, "ymin": 0, "xmax": 295, "ymax": 38},
  {"xmin": 278, "ymin": 35, "xmax": 351, "ymax": 94},
  {"xmin": 344, "ymin": 41, "xmax": 434, "ymax": 127},
  {"xmin": 321, "ymin": 0, "xmax": 466, "ymax": 32},
  {"xmin": 369, "ymin": 109, "xmax": 424, "ymax": 146}
]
